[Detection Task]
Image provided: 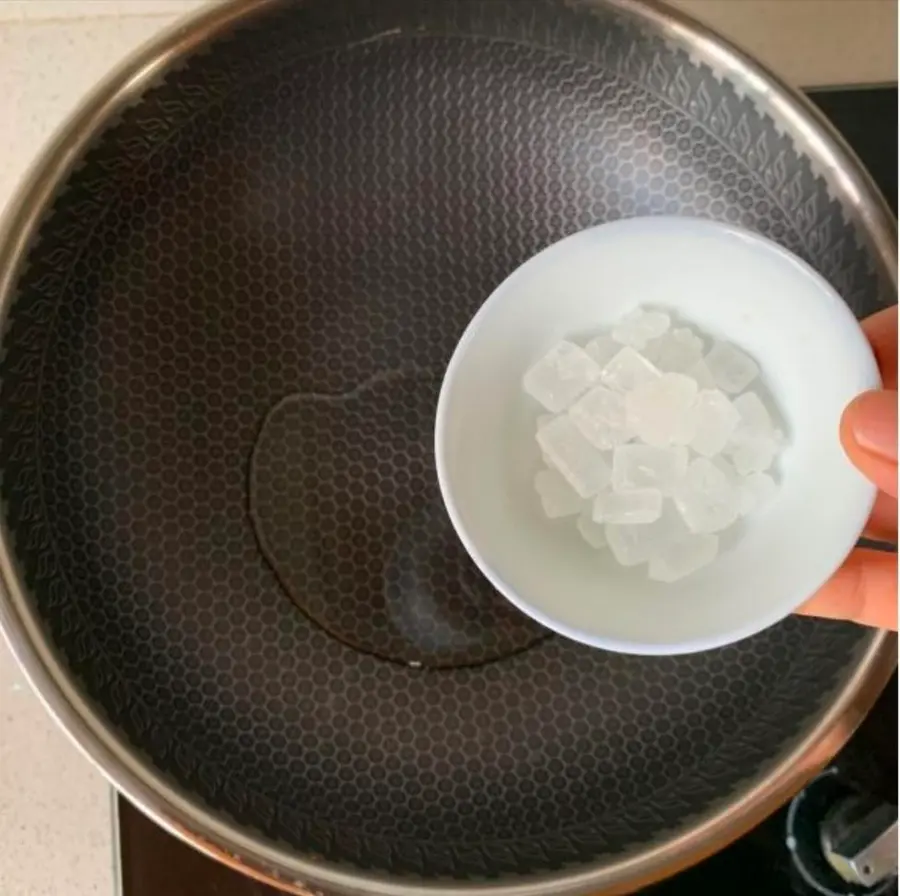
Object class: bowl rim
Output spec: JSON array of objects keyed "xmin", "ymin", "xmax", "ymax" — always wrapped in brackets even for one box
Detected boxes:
[
  {"xmin": 435, "ymin": 215, "xmax": 880, "ymax": 656},
  {"xmin": 0, "ymin": 0, "xmax": 895, "ymax": 894}
]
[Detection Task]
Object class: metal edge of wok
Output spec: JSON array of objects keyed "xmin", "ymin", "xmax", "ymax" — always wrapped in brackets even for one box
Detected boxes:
[{"xmin": 0, "ymin": 1, "xmax": 895, "ymax": 894}]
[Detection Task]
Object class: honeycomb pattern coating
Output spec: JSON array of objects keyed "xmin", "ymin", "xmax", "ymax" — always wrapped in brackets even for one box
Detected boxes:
[
  {"xmin": 251, "ymin": 369, "xmax": 548, "ymax": 667},
  {"xmin": 0, "ymin": 0, "xmax": 889, "ymax": 883}
]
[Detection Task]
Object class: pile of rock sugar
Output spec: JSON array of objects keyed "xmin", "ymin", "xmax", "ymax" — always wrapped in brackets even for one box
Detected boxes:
[{"xmin": 524, "ymin": 308, "xmax": 785, "ymax": 582}]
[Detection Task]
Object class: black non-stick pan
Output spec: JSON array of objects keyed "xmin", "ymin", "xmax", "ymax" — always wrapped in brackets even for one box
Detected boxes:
[{"xmin": 0, "ymin": 1, "xmax": 895, "ymax": 894}]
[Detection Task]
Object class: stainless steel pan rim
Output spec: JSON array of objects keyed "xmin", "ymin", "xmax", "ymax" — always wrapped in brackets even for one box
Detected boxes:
[{"xmin": 0, "ymin": 1, "xmax": 895, "ymax": 894}]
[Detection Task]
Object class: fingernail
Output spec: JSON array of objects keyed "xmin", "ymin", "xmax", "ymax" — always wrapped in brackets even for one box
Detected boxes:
[{"xmin": 846, "ymin": 391, "xmax": 898, "ymax": 461}]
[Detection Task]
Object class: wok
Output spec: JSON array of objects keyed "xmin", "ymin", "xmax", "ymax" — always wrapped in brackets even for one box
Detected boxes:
[{"xmin": 0, "ymin": 1, "xmax": 895, "ymax": 894}]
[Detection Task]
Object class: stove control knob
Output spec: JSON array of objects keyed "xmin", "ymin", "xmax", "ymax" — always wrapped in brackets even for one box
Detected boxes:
[
  {"xmin": 821, "ymin": 793, "xmax": 897, "ymax": 888},
  {"xmin": 786, "ymin": 768, "xmax": 897, "ymax": 896}
]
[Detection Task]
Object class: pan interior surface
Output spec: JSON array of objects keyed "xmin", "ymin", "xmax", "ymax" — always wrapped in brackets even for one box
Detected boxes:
[{"xmin": 0, "ymin": 0, "xmax": 893, "ymax": 887}]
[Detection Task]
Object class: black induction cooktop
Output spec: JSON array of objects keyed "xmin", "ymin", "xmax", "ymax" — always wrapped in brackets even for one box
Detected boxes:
[{"xmin": 117, "ymin": 85, "xmax": 897, "ymax": 896}]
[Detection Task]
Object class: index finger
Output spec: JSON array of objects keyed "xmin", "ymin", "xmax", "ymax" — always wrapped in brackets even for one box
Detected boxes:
[
  {"xmin": 798, "ymin": 547, "xmax": 897, "ymax": 630},
  {"xmin": 862, "ymin": 305, "xmax": 897, "ymax": 390}
]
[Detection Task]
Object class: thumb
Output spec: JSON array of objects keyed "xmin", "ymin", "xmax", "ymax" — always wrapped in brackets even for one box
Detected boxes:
[{"xmin": 841, "ymin": 390, "xmax": 898, "ymax": 498}]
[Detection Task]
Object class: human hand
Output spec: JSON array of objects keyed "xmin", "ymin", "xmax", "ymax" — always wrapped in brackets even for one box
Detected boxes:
[{"xmin": 798, "ymin": 305, "xmax": 897, "ymax": 630}]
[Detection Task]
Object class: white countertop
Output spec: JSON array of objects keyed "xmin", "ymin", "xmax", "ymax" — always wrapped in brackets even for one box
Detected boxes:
[{"xmin": 0, "ymin": 1, "xmax": 895, "ymax": 894}]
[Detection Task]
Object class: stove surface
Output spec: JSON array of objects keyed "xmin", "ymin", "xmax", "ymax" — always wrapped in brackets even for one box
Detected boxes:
[{"xmin": 117, "ymin": 86, "xmax": 898, "ymax": 896}]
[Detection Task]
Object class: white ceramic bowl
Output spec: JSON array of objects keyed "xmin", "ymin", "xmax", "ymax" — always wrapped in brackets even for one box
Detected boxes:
[{"xmin": 435, "ymin": 217, "xmax": 880, "ymax": 655}]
